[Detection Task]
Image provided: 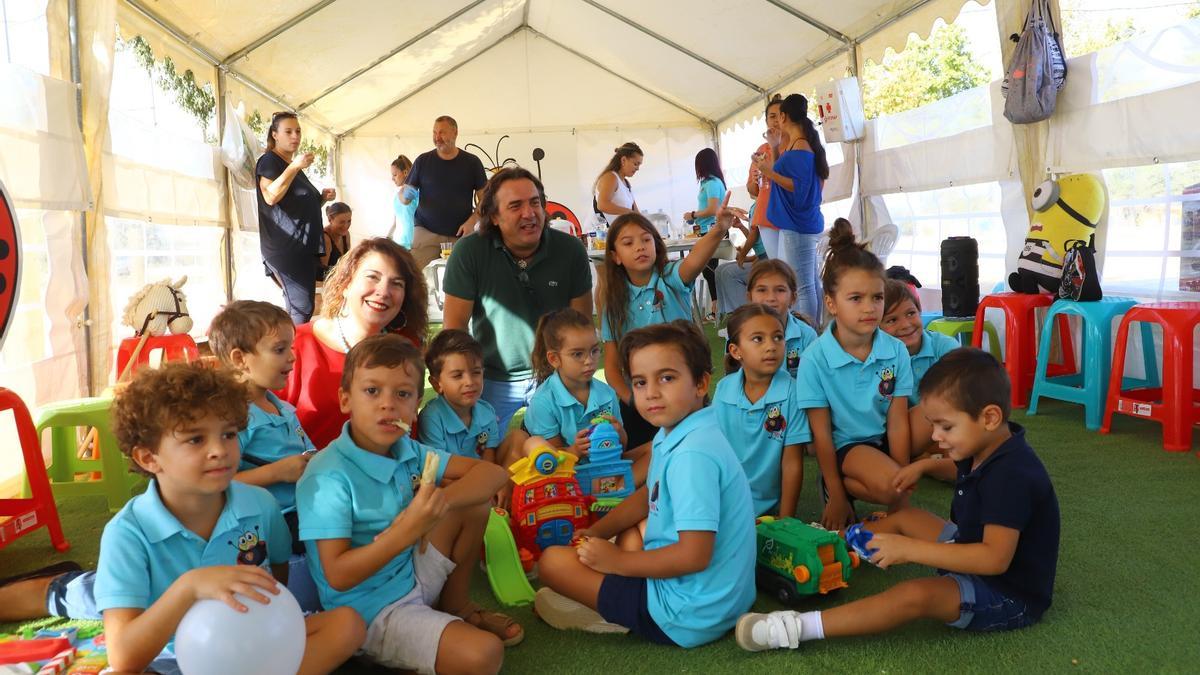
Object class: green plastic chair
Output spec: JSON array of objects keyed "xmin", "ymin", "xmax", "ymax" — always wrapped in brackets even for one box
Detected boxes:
[
  {"xmin": 23, "ymin": 397, "xmax": 144, "ymax": 512},
  {"xmin": 928, "ymin": 317, "xmax": 1002, "ymax": 359}
]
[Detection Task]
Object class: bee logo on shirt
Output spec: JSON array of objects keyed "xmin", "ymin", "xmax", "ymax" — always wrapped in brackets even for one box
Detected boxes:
[
  {"xmin": 475, "ymin": 431, "xmax": 489, "ymax": 456},
  {"xmin": 786, "ymin": 347, "xmax": 800, "ymax": 371},
  {"xmin": 878, "ymin": 366, "xmax": 896, "ymax": 399},
  {"xmin": 410, "ymin": 473, "xmax": 422, "ymax": 493},
  {"xmin": 229, "ymin": 526, "xmax": 267, "ymax": 566},
  {"xmin": 764, "ymin": 406, "xmax": 787, "ymax": 438},
  {"xmin": 651, "ymin": 289, "xmax": 665, "ymax": 312},
  {"xmin": 649, "ymin": 480, "xmax": 660, "ymax": 514}
]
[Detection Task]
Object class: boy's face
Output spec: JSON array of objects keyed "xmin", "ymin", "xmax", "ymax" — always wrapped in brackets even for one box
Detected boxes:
[
  {"xmin": 628, "ymin": 343, "xmax": 709, "ymax": 431},
  {"xmin": 431, "ymin": 352, "xmax": 484, "ymax": 411},
  {"xmin": 922, "ymin": 393, "xmax": 1004, "ymax": 464},
  {"xmin": 132, "ymin": 414, "xmax": 241, "ymax": 496},
  {"xmin": 881, "ymin": 298, "xmax": 924, "ymax": 355},
  {"xmin": 340, "ymin": 362, "xmax": 421, "ymax": 455},
  {"xmin": 235, "ymin": 324, "xmax": 296, "ymax": 391}
]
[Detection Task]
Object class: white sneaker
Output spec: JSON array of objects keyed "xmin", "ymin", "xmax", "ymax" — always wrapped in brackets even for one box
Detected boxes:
[
  {"xmin": 735, "ymin": 611, "xmax": 804, "ymax": 652},
  {"xmin": 534, "ymin": 587, "xmax": 629, "ymax": 634}
]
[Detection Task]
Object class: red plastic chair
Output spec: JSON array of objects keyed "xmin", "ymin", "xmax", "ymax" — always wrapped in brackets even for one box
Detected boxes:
[
  {"xmin": 972, "ymin": 292, "xmax": 1076, "ymax": 408},
  {"xmin": 115, "ymin": 333, "xmax": 198, "ymax": 380},
  {"xmin": 1101, "ymin": 302, "xmax": 1200, "ymax": 452},
  {"xmin": 0, "ymin": 387, "xmax": 69, "ymax": 552}
]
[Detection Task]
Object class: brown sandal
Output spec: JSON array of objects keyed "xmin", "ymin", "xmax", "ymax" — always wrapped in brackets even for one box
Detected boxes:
[{"xmin": 456, "ymin": 601, "xmax": 525, "ymax": 647}]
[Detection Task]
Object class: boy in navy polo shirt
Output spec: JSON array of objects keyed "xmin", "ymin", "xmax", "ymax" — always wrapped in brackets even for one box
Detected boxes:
[
  {"xmin": 738, "ymin": 348, "xmax": 1060, "ymax": 651},
  {"xmin": 209, "ymin": 301, "xmax": 315, "ymax": 523},
  {"xmin": 95, "ymin": 364, "xmax": 363, "ymax": 674},
  {"xmin": 297, "ymin": 334, "xmax": 521, "ymax": 674}
]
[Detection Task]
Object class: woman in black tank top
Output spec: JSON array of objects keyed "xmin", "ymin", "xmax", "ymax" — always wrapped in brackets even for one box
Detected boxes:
[{"xmin": 321, "ymin": 202, "xmax": 352, "ymax": 276}]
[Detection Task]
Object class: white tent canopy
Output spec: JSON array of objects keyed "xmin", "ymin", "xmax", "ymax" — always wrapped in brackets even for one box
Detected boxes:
[{"xmin": 2, "ymin": 0, "xmax": 1199, "ymax": 413}]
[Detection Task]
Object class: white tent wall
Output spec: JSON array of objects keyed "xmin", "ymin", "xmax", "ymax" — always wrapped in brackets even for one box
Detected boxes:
[{"xmin": 340, "ymin": 125, "xmax": 713, "ymax": 244}]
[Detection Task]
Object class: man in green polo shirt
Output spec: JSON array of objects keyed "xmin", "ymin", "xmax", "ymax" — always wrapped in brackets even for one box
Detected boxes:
[{"xmin": 442, "ymin": 167, "xmax": 593, "ymax": 430}]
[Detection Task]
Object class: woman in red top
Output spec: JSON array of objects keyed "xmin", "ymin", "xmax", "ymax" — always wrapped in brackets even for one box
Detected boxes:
[{"xmin": 282, "ymin": 237, "xmax": 428, "ymax": 448}]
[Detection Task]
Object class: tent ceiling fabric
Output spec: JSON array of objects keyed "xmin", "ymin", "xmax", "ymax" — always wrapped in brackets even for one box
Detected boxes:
[{"xmin": 122, "ymin": 0, "xmax": 976, "ymax": 136}]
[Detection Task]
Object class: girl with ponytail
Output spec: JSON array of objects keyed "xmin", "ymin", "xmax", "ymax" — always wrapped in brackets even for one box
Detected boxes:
[
  {"xmin": 753, "ymin": 93, "xmax": 829, "ymax": 322},
  {"xmin": 793, "ymin": 218, "xmax": 914, "ymax": 530}
]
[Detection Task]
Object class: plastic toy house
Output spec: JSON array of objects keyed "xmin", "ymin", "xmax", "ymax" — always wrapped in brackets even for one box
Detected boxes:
[{"xmin": 574, "ymin": 420, "xmax": 634, "ymax": 500}]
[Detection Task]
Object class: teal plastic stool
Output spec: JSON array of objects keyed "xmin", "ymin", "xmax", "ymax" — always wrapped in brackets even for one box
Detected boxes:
[
  {"xmin": 927, "ymin": 317, "xmax": 1001, "ymax": 359},
  {"xmin": 1027, "ymin": 297, "xmax": 1159, "ymax": 430},
  {"xmin": 23, "ymin": 397, "xmax": 144, "ymax": 512}
]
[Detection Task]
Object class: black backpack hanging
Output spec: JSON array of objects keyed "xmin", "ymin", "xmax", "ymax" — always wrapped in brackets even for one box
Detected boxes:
[{"xmin": 1058, "ymin": 236, "xmax": 1101, "ymax": 301}]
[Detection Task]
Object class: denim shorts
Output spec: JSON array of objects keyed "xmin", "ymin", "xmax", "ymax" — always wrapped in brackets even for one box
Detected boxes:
[
  {"xmin": 938, "ymin": 524, "xmax": 1036, "ymax": 632},
  {"xmin": 597, "ymin": 574, "xmax": 678, "ymax": 646}
]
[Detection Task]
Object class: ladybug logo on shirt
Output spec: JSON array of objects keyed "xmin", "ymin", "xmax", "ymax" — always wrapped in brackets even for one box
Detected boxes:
[
  {"xmin": 229, "ymin": 526, "xmax": 267, "ymax": 566},
  {"xmin": 764, "ymin": 406, "xmax": 787, "ymax": 439},
  {"xmin": 475, "ymin": 432, "xmax": 489, "ymax": 456},
  {"xmin": 786, "ymin": 347, "xmax": 800, "ymax": 371},
  {"xmin": 651, "ymin": 289, "xmax": 665, "ymax": 312},
  {"xmin": 878, "ymin": 366, "xmax": 896, "ymax": 400}
]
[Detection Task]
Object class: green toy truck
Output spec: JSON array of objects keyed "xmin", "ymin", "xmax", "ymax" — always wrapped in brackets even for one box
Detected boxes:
[{"xmin": 754, "ymin": 517, "xmax": 859, "ymax": 604}]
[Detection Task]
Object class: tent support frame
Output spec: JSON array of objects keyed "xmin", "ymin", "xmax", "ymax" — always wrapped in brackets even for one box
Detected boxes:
[
  {"xmin": 297, "ymin": 0, "xmax": 490, "ymax": 111},
  {"xmin": 527, "ymin": 28, "xmax": 713, "ymax": 126},
  {"xmin": 762, "ymin": 0, "xmax": 852, "ymax": 44},
  {"xmin": 122, "ymin": 0, "xmax": 336, "ymax": 138},
  {"xmin": 577, "ymin": 0, "xmax": 764, "ymax": 95},
  {"xmin": 343, "ymin": 25, "xmax": 525, "ymax": 137},
  {"xmin": 221, "ymin": 0, "xmax": 340, "ymax": 66},
  {"xmin": 68, "ymin": 0, "xmax": 93, "ymax": 396}
]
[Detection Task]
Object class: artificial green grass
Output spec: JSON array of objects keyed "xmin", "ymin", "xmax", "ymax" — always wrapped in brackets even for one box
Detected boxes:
[{"xmin": 3, "ymin": 336, "xmax": 1198, "ymax": 672}]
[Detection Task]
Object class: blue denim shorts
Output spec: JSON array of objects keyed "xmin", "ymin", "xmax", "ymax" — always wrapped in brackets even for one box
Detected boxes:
[
  {"xmin": 937, "ymin": 524, "xmax": 1036, "ymax": 632},
  {"xmin": 597, "ymin": 574, "xmax": 678, "ymax": 646}
]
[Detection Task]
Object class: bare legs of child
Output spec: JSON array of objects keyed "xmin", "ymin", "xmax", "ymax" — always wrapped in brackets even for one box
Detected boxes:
[
  {"xmin": 840, "ymin": 445, "xmax": 910, "ymax": 512},
  {"xmin": 737, "ymin": 508, "xmax": 961, "ymax": 650},
  {"xmin": 426, "ymin": 501, "xmax": 524, "ymax": 671}
]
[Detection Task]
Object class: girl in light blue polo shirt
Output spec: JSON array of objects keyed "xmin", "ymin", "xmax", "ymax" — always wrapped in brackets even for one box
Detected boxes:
[
  {"xmin": 715, "ymin": 304, "xmax": 811, "ymax": 517},
  {"xmin": 747, "ymin": 259, "xmax": 819, "ymax": 377},
  {"xmin": 523, "ymin": 308, "xmax": 644, "ymax": 470},
  {"xmin": 794, "ymin": 219, "xmax": 914, "ymax": 530},
  {"xmin": 881, "ymin": 279, "xmax": 959, "ymax": 482},
  {"xmin": 534, "ymin": 319, "xmax": 756, "ymax": 648},
  {"xmin": 599, "ymin": 211, "xmax": 732, "ymax": 449}
]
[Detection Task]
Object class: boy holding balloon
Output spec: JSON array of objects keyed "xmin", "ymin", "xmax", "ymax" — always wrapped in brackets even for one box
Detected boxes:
[{"xmin": 94, "ymin": 363, "xmax": 364, "ymax": 674}]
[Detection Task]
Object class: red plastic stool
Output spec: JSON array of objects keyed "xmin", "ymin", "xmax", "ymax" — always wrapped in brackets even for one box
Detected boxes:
[
  {"xmin": 0, "ymin": 388, "xmax": 69, "ymax": 552},
  {"xmin": 972, "ymin": 292, "xmax": 1077, "ymax": 408},
  {"xmin": 1101, "ymin": 302, "xmax": 1200, "ymax": 452},
  {"xmin": 116, "ymin": 333, "xmax": 198, "ymax": 379}
]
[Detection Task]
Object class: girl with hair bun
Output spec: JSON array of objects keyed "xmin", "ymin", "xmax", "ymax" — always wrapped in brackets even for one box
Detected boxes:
[{"xmin": 793, "ymin": 219, "xmax": 914, "ymax": 529}]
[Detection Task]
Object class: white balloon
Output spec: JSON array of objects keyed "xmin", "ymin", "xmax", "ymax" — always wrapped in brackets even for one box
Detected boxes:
[{"xmin": 175, "ymin": 584, "xmax": 306, "ymax": 675}]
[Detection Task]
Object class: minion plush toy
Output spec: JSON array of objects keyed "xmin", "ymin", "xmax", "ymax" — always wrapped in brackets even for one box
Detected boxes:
[{"xmin": 1009, "ymin": 173, "xmax": 1105, "ymax": 294}]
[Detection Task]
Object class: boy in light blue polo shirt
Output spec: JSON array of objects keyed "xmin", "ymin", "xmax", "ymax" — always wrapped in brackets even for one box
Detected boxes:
[
  {"xmin": 209, "ymin": 300, "xmax": 316, "ymax": 518},
  {"xmin": 534, "ymin": 320, "xmax": 755, "ymax": 648},
  {"xmin": 296, "ymin": 334, "xmax": 520, "ymax": 673},
  {"xmin": 418, "ymin": 329, "xmax": 504, "ymax": 462},
  {"xmin": 94, "ymin": 363, "xmax": 363, "ymax": 675}
]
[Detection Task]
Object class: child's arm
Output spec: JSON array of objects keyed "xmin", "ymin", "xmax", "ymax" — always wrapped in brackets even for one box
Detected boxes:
[
  {"xmin": 869, "ymin": 524, "xmax": 1020, "ymax": 576},
  {"xmin": 891, "ymin": 456, "xmax": 956, "ymax": 495},
  {"xmin": 234, "ymin": 454, "xmax": 311, "ymax": 488},
  {"xmin": 440, "ymin": 455, "xmax": 508, "ymax": 509},
  {"xmin": 809, "ymin": 407, "xmax": 853, "ymax": 530},
  {"xmin": 584, "ymin": 484, "xmax": 649, "ymax": 539},
  {"xmin": 316, "ymin": 482, "xmax": 448, "ymax": 591},
  {"xmin": 886, "ymin": 397, "xmax": 912, "ymax": 466},
  {"xmin": 578, "ymin": 530, "xmax": 714, "ymax": 578},
  {"xmin": 603, "ymin": 341, "xmax": 631, "ymax": 403},
  {"xmin": 778, "ymin": 443, "xmax": 804, "ymax": 519},
  {"xmin": 103, "ymin": 567, "xmax": 279, "ymax": 673},
  {"xmin": 679, "ymin": 193, "xmax": 734, "ymax": 285}
]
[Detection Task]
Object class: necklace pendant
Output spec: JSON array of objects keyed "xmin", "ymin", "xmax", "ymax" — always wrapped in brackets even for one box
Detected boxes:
[{"xmin": 516, "ymin": 259, "xmax": 528, "ymax": 270}]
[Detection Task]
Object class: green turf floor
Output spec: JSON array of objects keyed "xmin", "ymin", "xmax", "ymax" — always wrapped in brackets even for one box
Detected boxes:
[{"xmin": 3, "ymin": 334, "xmax": 1198, "ymax": 672}]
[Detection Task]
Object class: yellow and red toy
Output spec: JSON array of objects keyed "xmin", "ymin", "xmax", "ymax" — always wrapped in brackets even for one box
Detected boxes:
[{"xmin": 507, "ymin": 447, "xmax": 594, "ymax": 572}]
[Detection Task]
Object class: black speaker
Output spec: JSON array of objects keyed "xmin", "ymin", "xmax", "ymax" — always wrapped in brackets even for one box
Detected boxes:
[{"xmin": 941, "ymin": 236, "xmax": 979, "ymax": 318}]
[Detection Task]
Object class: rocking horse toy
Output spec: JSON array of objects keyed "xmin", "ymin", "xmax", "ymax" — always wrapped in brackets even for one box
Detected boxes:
[{"xmin": 116, "ymin": 276, "xmax": 196, "ymax": 381}]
